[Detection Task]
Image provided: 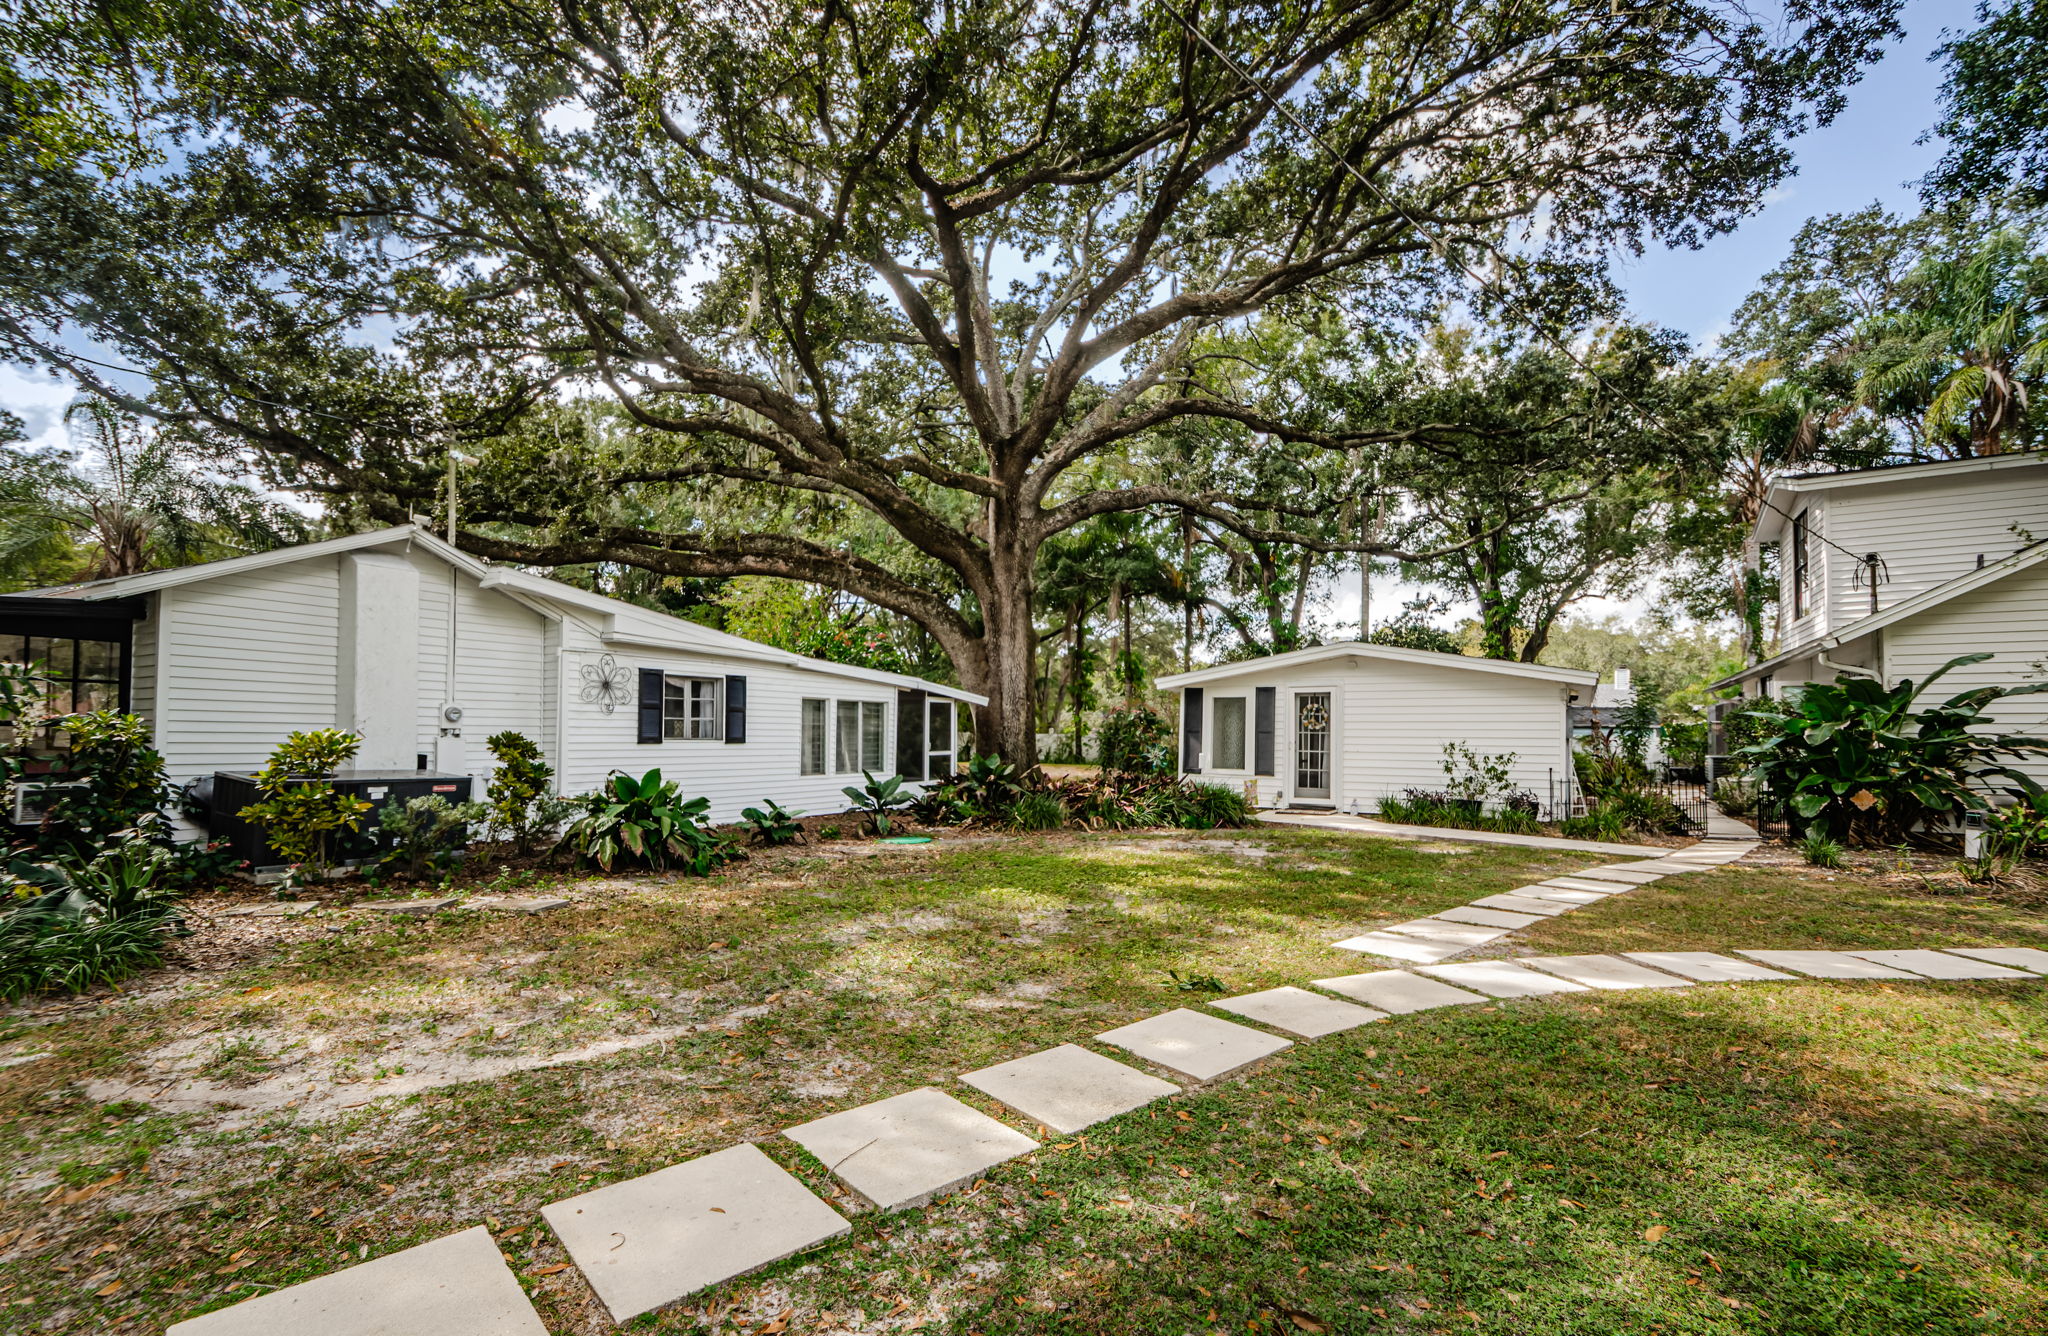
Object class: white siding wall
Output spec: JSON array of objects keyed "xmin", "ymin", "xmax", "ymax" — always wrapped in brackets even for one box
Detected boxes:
[
  {"xmin": 1882, "ymin": 557, "xmax": 2048, "ymax": 790},
  {"xmin": 1798, "ymin": 466, "xmax": 2048, "ymax": 647},
  {"xmin": 1183, "ymin": 653, "xmax": 1577, "ymax": 813},
  {"xmin": 152, "ymin": 562, "xmax": 342, "ymax": 781},
  {"xmin": 1779, "ymin": 501, "xmax": 1830, "ymax": 651},
  {"xmin": 451, "ymin": 572, "xmax": 549, "ymax": 786},
  {"xmin": 556, "ymin": 632, "xmax": 913, "ymax": 821}
]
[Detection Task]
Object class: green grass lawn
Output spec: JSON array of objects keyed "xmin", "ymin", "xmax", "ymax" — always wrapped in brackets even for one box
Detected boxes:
[{"xmin": 0, "ymin": 829, "xmax": 2043, "ymax": 1334}]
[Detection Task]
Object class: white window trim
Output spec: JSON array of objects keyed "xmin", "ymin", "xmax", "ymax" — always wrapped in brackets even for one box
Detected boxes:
[
  {"xmin": 662, "ymin": 674, "xmax": 724, "ymax": 741},
  {"xmin": 828, "ymin": 697, "xmax": 889, "ymax": 774}
]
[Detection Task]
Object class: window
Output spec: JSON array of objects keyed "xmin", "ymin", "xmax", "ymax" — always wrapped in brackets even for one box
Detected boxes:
[
  {"xmin": 0, "ymin": 634, "xmax": 124, "ymax": 758},
  {"xmin": 1790, "ymin": 509, "xmax": 1810, "ymax": 619},
  {"xmin": 661, "ymin": 675, "xmax": 722, "ymax": 740},
  {"xmin": 835, "ymin": 701, "xmax": 860, "ymax": 772},
  {"xmin": 800, "ymin": 699, "xmax": 827, "ymax": 775},
  {"xmin": 861, "ymin": 702, "xmax": 885, "ymax": 772},
  {"xmin": 1213, "ymin": 696, "xmax": 1247, "ymax": 770},
  {"xmin": 834, "ymin": 699, "xmax": 887, "ymax": 773}
]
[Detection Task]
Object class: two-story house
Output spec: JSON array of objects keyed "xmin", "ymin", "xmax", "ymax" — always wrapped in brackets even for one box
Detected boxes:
[{"xmin": 1711, "ymin": 452, "xmax": 2048, "ymax": 782}]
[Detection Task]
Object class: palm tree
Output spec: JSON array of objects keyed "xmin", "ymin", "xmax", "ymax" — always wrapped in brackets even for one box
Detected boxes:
[
  {"xmin": 0, "ymin": 399, "xmax": 310, "ymax": 588},
  {"xmin": 1854, "ymin": 227, "xmax": 2048, "ymax": 457}
]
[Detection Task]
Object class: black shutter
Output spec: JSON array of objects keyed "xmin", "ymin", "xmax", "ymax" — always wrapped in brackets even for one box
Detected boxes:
[
  {"xmin": 1254, "ymin": 686, "xmax": 1276, "ymax": 776},
  {"xmin": 895, "ymin": 688, "xmax": 926, "ymax": 779},
  {"xmin": 724, "ymin": 675, "xmax": 747, "ymax": 743},
  {"xmin": 637, "ymin": 668, "xmax": 664, "ymax": 744},
  {"xmin": 1181, "ymin": 687, "xmax": 1204, "ymax": 773}
]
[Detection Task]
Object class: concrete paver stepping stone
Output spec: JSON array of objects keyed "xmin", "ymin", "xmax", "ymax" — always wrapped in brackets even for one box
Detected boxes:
[
  {"xmin": 366, "ymin": 897, "xmax": 460, "ymax": 915},
  {"xmin": 1379, "ymin": 919, "xmax": 1510, "ymax": 946},
  {"xmin": 1573, "ymin": 867, "xmax": 1665, "ymax": 884},
  {"xmin": 1098, "ymin": 1008, "xmax": 1292, "ymax": 1082},
  {"xmin": 1517, "ymin": 887, "xmax": 1610, "ymax": 905},
  {"xmin": 1623, "ymin": 951, "xmax": 1798, "ymax": 983},
  {"xmin": 960, "ymin": 1044, "xmax": 1178, "ymax": 1134},
  {"xmin": 165, "ymin": 1225, "xmax": 545, "ymax": 1336},
  {"xmin": 1433, "ymin": 906, "xmax": 1544, "ymax": 929},
  {"xmin": 1311, "ymin": 969, "xmax": 1489, "ymax": 1013},
  {"xmin": 1212, "ymin": 986, "xmax": 1386, "ymax": 1038},
  {"xmin": 541, "ymin": 1143, "xmax": 848, "ymax": 1322},
  {"xmin": 469, "ymin": 895, "xmax": 571, "ymax": 914},
  {"xmin": 1845, "ymin": 950, "xmax": 2036, "ymax": 981},
  {"xmin": 1521, "ymin": 954, "xmax": 1693, "ymax": 990},
  {"xmin": 784, "ymin": 1088, "xmax": 1037, "ymax": 1211},
  {"xmin": 1330, "ymin": 932, "xmax": 1465, "ymax": 963},
  {"xmin": 1945, "ymin": 947, "xmax": 2048, "ymax": 975},
  {"xmin": 1469, "ymin": 893, "xmax": 1572, "ymax": 916},
  {"xmin": 1538, "ymin": 877, "xmax": 1630, "ymax": 894},
  {"xmin": 1735, "ymin": 950, "xmax": 1921, "ymax": 980},
  {"xmin": 1419, "ymin": 960, "xmax": 1589, "ymax": 998}
]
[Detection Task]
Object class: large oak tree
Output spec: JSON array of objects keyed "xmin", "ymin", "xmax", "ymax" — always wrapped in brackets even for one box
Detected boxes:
[{"xmin": 3, "ymin": 0, "xmax": 1900, "ymax": 762}]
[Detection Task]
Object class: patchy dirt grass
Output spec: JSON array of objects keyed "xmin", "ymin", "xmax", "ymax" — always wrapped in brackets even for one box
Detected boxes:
[{"xmin": 1, "ymin": 829, "xmax": 2043, "ymax": 1335}]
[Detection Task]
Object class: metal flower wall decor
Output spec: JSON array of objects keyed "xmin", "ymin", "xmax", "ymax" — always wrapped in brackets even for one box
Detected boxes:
[{"xmin": 580, "ymin": 653, "xmax": 633, "ymax": 714}]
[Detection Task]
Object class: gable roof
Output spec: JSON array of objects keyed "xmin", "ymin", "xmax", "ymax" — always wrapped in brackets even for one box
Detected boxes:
[
  {"xmin": 1157, "ymin": 641, "xmax": 1596, "ymax": 690},
  {"xmin": 1709, "ymin": 539, "xmax": 2048, "ymax": 691},
  {"xmin": 21, "ymin": 523, "xmax": 985, "ymax": 704},
  {"xmin": 1754, "ymin": 450, "xmax": 2048, "ymax": 543}
]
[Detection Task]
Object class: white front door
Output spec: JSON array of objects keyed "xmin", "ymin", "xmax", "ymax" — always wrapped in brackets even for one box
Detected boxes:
[{"xmin": 1294, "ymin": 691, "xmax": 1332, "ymax": 802}]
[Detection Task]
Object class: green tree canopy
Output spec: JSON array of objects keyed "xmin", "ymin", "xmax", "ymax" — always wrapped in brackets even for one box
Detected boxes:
[{"xmin": 2, "ymin": 0, "xmax": 1902, "ymax": 763}]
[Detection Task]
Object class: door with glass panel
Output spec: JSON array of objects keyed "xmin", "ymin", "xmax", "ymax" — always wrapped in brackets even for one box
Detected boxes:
[
  {"xmin": 1293, "ymin": 691, "xmax": 1332, "ymax": 801},
  {"xmin": 926, "ymin": 699, "xmax": 955, "ymax": 779}
]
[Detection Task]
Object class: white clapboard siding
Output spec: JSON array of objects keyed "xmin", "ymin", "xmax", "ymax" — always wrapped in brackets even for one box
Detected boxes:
[
  {"xmin": 153, "ymin": 561, "xmax": 342, "ymax": 779},
  {"xmin": 1883, "ymin": 557, "xmax": 2048, "ymax": 789},
  {"xmin": 451, "ymin": 572, "xmax": 549, "ymax": 784},
  {"xmin": 1779, "ymin": 500, "xmax": 1830, "ymax": 651},
  {"xmin": 555, "ymin": 633, "xmax": 913, "ymax": 821},
  {"xmin": 1182, "ymin": 653, "xmax": 1574, "ymax": 814},
  {"xmin": 1805, "ymin": 466, "xmax": 2048, "ymax": 644}
]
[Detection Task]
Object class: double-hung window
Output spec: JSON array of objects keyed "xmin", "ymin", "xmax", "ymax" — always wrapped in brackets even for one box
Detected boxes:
[
  {"xmin": 1212, "ymin": 696, "xmax": 1247, "ymax": 770},
  {"xmin": 662, "ymin": 676, "xmax": 723, "ymax": 740},
  {"xmin": 832, "ymin": 699, "xmax": 887, "ymax": 773},
  {"xmin": 800, "ymin": 699, "xmax": 828, "ymax": 775}
]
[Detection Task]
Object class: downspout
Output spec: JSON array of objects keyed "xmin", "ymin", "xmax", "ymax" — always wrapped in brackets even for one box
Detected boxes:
[{"xmin": 1816, "ymin": 640, "xmax": 1880, "ymax": 683}]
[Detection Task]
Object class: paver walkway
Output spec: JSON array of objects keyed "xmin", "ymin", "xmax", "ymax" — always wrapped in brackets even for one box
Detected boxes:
[
  {"xmin": 170, "ymin": 822, "xmax": 2048, "ymax": 1335},
  {"xmin": 1258, "ymin": 808, "xmax": 1662, "ymax": 855}
]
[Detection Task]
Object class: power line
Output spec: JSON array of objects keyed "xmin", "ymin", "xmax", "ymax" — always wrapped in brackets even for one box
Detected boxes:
[{"xmin": 1153, "ymin": 0, "xmax": 1884, "ymax": 573}]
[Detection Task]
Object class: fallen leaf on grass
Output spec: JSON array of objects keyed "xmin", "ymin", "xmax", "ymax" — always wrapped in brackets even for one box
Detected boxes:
[
  {"xmin": 95, "ymin": 1279, "xmax": 124, "ymax": 1297},
  {"xmin": 1277, "ymin": 1305, "xmax": 1331, "ymax": 1333},
  {"xmin": 758, "ymin": 1308, "xmax": 794, "ymax": 1333},
  {"xmin": 1645, "ymin": 1225, "xmax": 1669, "ymax": 1243},
  {"xmin": 1559, "ymin": 1198, "xmax": 1584, "ymax": 1209},
  {"xmin": 530, "ymin": 1263, "xmax": 573, "ymax": 1276}
]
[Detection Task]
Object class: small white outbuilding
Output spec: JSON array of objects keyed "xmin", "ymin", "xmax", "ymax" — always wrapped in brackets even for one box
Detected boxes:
[{"xmin": 1157, "ymin": 643, "xmax": 1596, "ymax": 816}]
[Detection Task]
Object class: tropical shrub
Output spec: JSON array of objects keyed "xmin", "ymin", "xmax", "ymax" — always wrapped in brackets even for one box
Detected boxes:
[
  {"xmin": 1964, "ymin": 792, "xmax": 2048, "ymax": 883},
  {"xmin": 558, "ymin": 770, "xmax": 739, "ymax": 874},
  {"xmin": 956, "ymin": 753, "xmax": 1026, "ymax": 811},
  {"xmin": 1377, "ymin": 790, "xmax": 1541, "ymax": 835},
  {"xmin": 236, "ymin": 729, "xmax": 373, "ymax": 876},
  {"xmin": 842, "ymin": 770, "xmax": 912, "ymax": 836},
  {"xmin": 739, "ymin": 799, "xmax": 807, "ymax": 846},
  {"xmin": 1711, "ymin": 776, "xmax": 1759, "ymax": 818},
  {"xmin": 1097, "ymin": 704, "xmax": 1173, "ymax": 775},
  {"xmin": 34, "ymin": 710, "xmax": 173, "ymax": 856},
  {"xmin": 1734, "ymin": 654, "xmax": 2048, "ymax": 846},
  {"xmin": 1441, "ymin": 741, "xmax": 1519, "ymax": 807},
  {"xmin": 375, "ymin": 795, "xmax": 486, "ymax": 878},
  {"xmin": 483, "ymin": 730, "xmax": 565, "ymax": 854}
]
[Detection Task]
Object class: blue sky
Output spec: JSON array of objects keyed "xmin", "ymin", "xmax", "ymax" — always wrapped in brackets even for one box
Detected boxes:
[{"xmin": 1612, "ymin": 4, "xmax": 1951, "ymax": 346}]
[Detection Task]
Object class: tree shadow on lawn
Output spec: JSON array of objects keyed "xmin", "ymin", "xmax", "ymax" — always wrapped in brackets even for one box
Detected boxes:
[{"xmin": 788, "ymin": 982, "xmax": 2048, "ymax": 1336}]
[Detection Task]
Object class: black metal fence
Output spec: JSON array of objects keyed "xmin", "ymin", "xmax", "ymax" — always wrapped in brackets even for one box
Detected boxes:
[{"xmin": 1658, "ymin": 765, "xmax": 1710, "ymax": 831}]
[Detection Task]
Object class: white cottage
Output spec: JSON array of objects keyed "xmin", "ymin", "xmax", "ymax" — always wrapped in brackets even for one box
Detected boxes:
[
  {"xmin": 0, "ymin": 524, "xmax": 980, "ymax": 825},
  {"xmin": 1157, "ymin": 644, "xmax": 1595, "ymax": 816}
]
